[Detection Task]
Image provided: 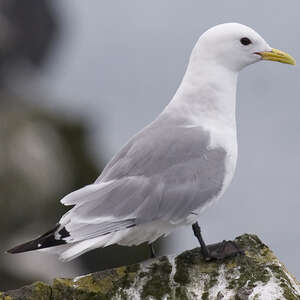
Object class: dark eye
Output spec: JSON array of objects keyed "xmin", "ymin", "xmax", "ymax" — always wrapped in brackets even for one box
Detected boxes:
[{"xmin": 240, "ymin": 37, "xmax": 252, "ymax": 46}]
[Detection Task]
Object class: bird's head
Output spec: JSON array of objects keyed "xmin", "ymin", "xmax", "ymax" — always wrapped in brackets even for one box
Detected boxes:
[{"xmin": 192, "ymin": 23, "xmax": 296, "ymax": 72}]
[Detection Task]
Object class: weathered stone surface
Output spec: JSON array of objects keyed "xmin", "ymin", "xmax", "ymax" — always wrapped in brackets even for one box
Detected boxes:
[{"xmin": 1, "ymin": 234, "xmax": 300, "ymax": 299}]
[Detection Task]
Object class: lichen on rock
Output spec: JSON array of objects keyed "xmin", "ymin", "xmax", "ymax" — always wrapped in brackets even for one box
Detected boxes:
[{"xmin": 1, "ymin": 234, "xmax": 300, "ymax": 299}]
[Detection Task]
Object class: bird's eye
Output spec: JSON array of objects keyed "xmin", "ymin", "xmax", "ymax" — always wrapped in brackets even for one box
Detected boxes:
[{"xmin": 240, "ymin": 37, "xmax": 252, "ymax": 46}]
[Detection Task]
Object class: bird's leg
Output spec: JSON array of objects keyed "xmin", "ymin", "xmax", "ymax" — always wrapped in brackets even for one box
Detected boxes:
[
  {"xmin": 149, "ymin": 243, "xmax": 156, "ymax": 258},
  {"xmin": 192, "ymin": 222, "xmax": 244, "ymax": 261},
  {"xmin": 192, "ymin": 222, "xmax": 211, "ymax": 260}
]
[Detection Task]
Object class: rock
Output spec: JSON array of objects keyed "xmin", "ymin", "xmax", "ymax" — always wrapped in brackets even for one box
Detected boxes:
[{"xmin": 1, "ymin": 234, "xmax": 300, "ymax": 299}]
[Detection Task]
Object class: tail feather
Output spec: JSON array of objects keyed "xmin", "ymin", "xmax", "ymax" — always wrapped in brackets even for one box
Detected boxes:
[{"xmin": 7, "ymin": 224, "xmax": 67, "ymax": 254}]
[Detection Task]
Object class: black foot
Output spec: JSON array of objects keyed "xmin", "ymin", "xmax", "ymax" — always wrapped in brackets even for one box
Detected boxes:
[
  {"xmin": 192, "ymin": 222, "xmax": 244, "ymax": 262},
  {"xmin": 204, "ymin": 240, "xmax": 244, "ymax": 261}
]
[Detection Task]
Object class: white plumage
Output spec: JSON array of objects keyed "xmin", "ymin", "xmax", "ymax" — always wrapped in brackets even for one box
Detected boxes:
[{"xmin": 8, "ymin": 23, "xmax": 295, "ymax": 261}]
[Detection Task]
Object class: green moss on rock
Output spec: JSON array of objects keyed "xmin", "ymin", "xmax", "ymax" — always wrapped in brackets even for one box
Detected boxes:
[
  {"xmin": 1, "ymin": 234, "xmax": 300, "ymax": 299},
  {"xmin": 174, "ymin": 249, "xmax": 196, "ymax": 285},
  {"xmin": 141, "ymin": 256, "xmax": 172, "ymax": 299},
  {"xmin": 0, "ymin": 282, "xmax": 51, "ymax": 300},
  {"xmin": 51, "ymin": 264, "xmax": 141, "ymax": 300}
]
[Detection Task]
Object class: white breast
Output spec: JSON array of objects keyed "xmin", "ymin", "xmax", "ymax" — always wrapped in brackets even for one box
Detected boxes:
[{"xmin": 185, "ymin": 120, "xmax": 238, "ymax": 224}]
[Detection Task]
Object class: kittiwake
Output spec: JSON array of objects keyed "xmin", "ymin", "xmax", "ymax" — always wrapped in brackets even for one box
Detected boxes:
[{"xmin": 8, "ymin": 23, "xmax": 296, "ymax": 261}]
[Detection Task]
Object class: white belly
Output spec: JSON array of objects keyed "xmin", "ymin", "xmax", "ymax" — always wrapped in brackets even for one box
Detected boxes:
[{"xmin": 186, "ymin": 125, "xmax": 238, "ymax": 224}]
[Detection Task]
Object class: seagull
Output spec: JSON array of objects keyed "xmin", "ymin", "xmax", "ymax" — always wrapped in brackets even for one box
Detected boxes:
[{"xmin": 8, "ymin": 23, "xmax": 295, "ymax": 262}]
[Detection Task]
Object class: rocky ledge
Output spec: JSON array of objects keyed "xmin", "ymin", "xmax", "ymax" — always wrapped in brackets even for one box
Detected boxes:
[{"xmin": 1, "ymin": 234, "xmax": 300, "ymax": 299}]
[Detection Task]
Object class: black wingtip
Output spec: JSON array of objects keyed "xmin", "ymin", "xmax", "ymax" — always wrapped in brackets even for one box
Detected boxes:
[
  {"xmin": 7, "ymin": 224, "xmax": 68, "ymax": 254},
  {"xmin": 7, "ymin": 238, "xmax": 42, "ymax": 254},
  {"xmin": 7, "ymin": 244, "xmax": 27, "ymax": 254}
]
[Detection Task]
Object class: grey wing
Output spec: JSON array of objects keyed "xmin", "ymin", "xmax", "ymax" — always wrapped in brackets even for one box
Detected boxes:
[{"xmin": 60, "ymin": 120, "xmax": 227, "ymax": 241}]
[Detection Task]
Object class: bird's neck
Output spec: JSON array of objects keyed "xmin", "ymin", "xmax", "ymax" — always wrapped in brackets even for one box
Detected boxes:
[{"xmin": 166, "ymin": 61, "xmax": 238, "ymax": 129}]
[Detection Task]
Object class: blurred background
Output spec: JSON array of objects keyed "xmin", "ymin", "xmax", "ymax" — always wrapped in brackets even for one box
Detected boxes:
[{"xmin": 0, "ymin": 0, "xmax": 299, "ymax": 290}]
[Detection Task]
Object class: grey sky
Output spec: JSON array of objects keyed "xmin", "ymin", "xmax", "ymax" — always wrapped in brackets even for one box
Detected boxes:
[{"xmin": 14, "ymin": 1, "xmax": 300, "ymax": 278}]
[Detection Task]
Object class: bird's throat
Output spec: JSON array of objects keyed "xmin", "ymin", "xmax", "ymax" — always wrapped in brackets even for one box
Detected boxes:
[{"xmin": 168, "ymin": 63, "xmax": 238, "ymax": 129}]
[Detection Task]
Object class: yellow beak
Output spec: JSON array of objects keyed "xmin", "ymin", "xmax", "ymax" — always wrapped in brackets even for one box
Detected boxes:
[{"xmin": 257, "ymin": 48, "xmax": 296, "ymax": 65}]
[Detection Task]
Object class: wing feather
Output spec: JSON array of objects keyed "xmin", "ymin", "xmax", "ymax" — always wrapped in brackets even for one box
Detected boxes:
[{"xmin": 59, "ymin": 118, "xmax": 227, "ymax": 242}]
